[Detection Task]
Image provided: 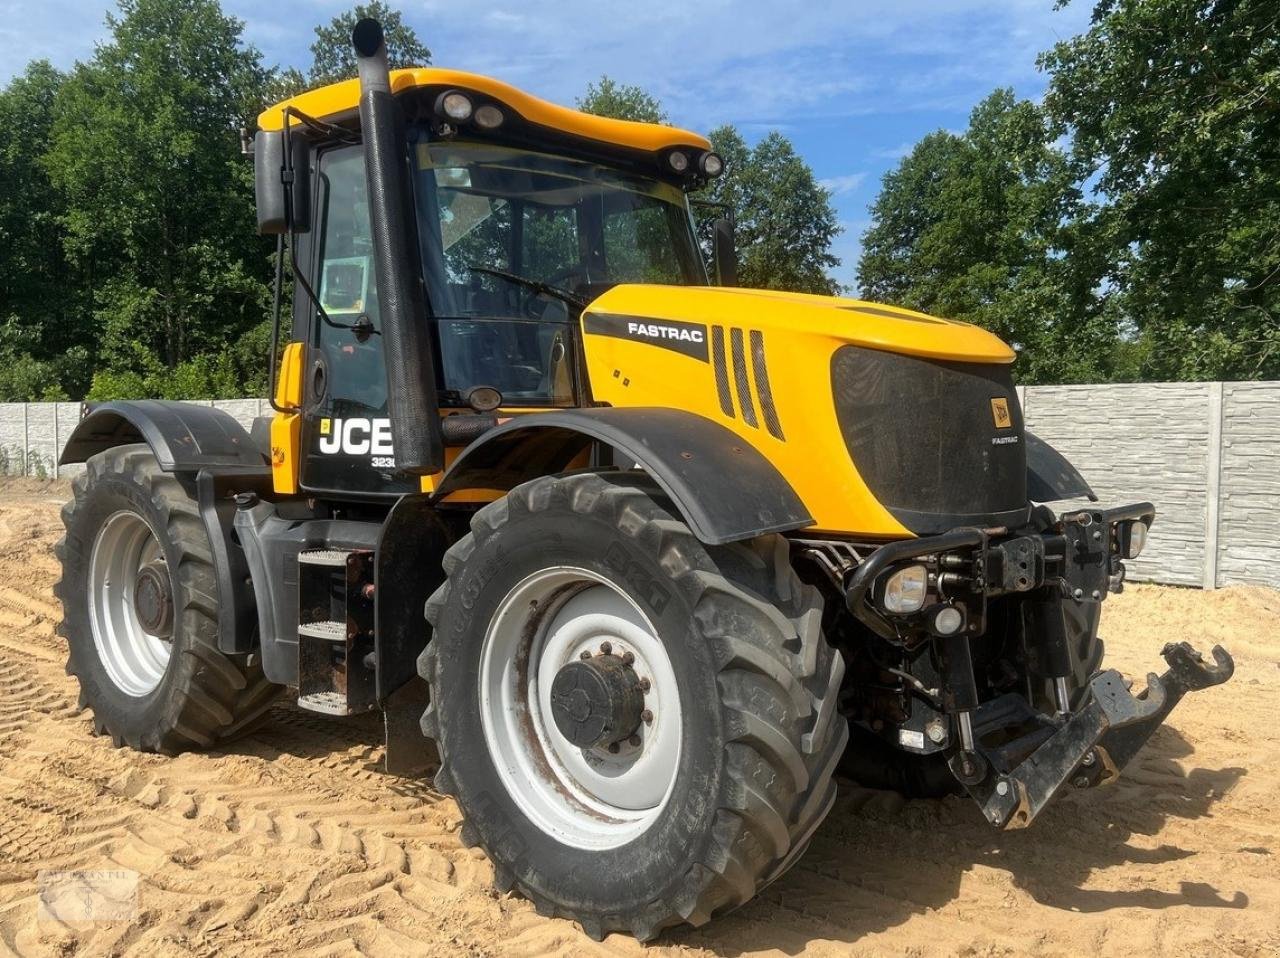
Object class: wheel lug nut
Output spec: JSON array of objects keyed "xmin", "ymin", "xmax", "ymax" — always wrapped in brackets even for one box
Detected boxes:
[
  {"xmin": 641, "ymin": 709, "xmax": 653, "ymax": 724},
  {"xmin": 639, "ymin": 677, "xmax": 651, "ymax": 693},
  {"xmin": 628, "ymin": 734, "xmax": 641, "ymax": 747},
  {"xmin": 599, "ymin": 641, "xmax": 612, "ymax": 655},
  {"xmin": 607, "ymin": 742, "xmax": 620, "ymax": 754},
  {"xmin": 621, "ymin": 650, "xmax": 635, "ymax": 666},
  {"xmin": 579, "ymin": 650, "xmax": 592, "ymax": 660}
]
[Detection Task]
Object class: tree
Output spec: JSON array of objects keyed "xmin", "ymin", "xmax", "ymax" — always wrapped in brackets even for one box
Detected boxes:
[
  {"xmin": 577, "ymin": 76, "xmax": 667, "ymax": 124},
  {"xmin": 858, "ymin": 90, "xmax": 1118, "ymax": 383},
  {"xmin": 579, "ymin": 77, "xmax": 840, "ymax": 294},
  {"xmin": 43, "ymin": 0, "xmax": 274, "ymax": 398},
  {"xmin": 702, "ymin": 127, "xmax": 841, "ymax": 294},
  {"xmin": 308, "ymin": 1, "xmax": 431, "ymax": 86},
  {"xmin": 1041, "ymin": 0, "xmax": 1280, "ymax": 380},
  {"xmin": 0, "ymin": 60, "xmax": 84, "ymax": 399}
]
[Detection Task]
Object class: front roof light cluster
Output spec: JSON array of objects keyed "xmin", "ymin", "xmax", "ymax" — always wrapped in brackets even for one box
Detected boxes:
[
  {"xmin": 434, "ymin": 89, "xmax": 504, "ymax": 131},
  {"xmin": 663, "ymin": 149, "xmax": 724, "ymax": 183}
]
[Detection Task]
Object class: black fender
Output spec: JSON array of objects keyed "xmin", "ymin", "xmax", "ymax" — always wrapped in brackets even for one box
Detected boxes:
[
  {"xmin": 431, "ymin": 407, "xmax": 813, "ymax": 545},
  {"xmin": 60, "ymin": 400, "xmax": 272, "ymax": 656},
  {"xmin": 1025, "ymin": 431, "xmax": 1097, "ymax": 503},
  {"xmin": 59, "ymin": 400, "xmax": 267, "ymax": 471}
]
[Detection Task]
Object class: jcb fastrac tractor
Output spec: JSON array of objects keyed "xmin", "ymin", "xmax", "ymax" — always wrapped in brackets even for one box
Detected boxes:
[{"xmin": 56, "ymin": 19, "xmax": 1234, "ymax": 942}]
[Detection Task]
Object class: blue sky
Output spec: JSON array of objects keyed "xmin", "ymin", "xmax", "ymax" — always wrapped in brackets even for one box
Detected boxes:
[{"xmin": 0, "ymin": 0, "xmax": 1094, "ymax": 289}]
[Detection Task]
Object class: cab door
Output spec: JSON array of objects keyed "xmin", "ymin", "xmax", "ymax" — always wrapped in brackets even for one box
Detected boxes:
[{"xmin": 300, "ymin": 144, "xmax": 416, "ymax": 497}]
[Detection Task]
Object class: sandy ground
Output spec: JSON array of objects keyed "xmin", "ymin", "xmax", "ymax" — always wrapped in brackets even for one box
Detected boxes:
[{"xmin": 0, "ymin": 481, "xmax": 1276, "ymax": 957}]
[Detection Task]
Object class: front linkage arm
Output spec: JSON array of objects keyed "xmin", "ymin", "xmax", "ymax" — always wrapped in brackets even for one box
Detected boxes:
[{"xmin": 957, "ymin": 641, "xmax": 1234, "ymax": 829}]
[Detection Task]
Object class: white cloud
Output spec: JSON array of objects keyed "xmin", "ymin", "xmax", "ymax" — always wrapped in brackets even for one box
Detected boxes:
[
  {"xmin": 873, "ymin": 142, "xmax": 915, "ymax": 160},
  {"xmin": 819, "ymin": 173, "xmax": 868, "ymax": 197}
]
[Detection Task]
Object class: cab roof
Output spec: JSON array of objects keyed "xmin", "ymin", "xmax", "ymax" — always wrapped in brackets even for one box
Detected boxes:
[{"xmin": 257, "ymin": 67, "xmax": 713, "ymax": 155}]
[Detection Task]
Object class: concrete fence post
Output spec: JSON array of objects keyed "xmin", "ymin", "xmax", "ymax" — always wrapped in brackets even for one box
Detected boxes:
[
  {"xmin": 1203, "ymin": 382, "xmax": 1224, "ymax": 590},
  {"xmin": 21, "ymin": 403, "xmax": 28, "ymax": 477}
]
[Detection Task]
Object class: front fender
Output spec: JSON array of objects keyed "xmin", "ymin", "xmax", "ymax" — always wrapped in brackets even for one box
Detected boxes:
[{"xmin": 431, "ymin": 407, "xmax": 812, "ymax": 545}]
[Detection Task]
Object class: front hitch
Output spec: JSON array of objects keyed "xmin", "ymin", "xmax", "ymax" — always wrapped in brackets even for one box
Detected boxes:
[{"xmin": 954, "ymin": 641, "xmax": 1234, "ymax": 829}]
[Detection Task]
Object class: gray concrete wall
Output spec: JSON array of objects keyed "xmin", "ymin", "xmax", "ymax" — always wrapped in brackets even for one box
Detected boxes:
[
  {"xmin": 3, "ymin": 385, "xmax": 1277, "ymax": 588},
  {"xmin": 0, "ymin": 400, "xmax": 273, "ymax": 480},
  {"xmin": 1021, "ymin": 383, "xmax": 1215, "ymax": 587}
]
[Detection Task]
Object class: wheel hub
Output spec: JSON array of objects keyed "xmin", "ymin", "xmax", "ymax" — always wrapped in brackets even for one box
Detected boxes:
[
  {"xmin": 133, "ymin": 559, "xmax": 173, "ymax": 638},
  {"xmin": 550, "ymin": 654, "xmax": 644, "ymax": 749}
]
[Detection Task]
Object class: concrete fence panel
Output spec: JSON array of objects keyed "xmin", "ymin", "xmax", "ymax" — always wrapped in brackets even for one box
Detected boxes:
[
  {"xmin": 1, "ymin": 384, "xmax": 1276, "ymax": 589},
  {"xmin": 1022, "ymin": 383, "xmax": 1213, "ymax": 587}
]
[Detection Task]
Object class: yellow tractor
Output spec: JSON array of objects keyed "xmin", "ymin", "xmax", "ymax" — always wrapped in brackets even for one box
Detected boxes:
[{"xmin": 55, "ymin": 19, "xmax": 1233, "ymax": 941}]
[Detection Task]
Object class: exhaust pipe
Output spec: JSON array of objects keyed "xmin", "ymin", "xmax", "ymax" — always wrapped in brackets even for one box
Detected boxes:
[{"xmin": 352, "ymin": 18, "xmax": 443, "ymax": 475}]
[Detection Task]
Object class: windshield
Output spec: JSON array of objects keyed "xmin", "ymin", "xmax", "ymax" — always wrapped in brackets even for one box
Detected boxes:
[{"xmin": 411, "ymin": 134, "xmax": 706, "ymax": 405}]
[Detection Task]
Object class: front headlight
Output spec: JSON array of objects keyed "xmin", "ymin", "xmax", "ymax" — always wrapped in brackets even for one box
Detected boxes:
[
  {"xmin": 881, "ymin": 564, "xmax": 928, "ymax": 614},
  {"xmin": 1118, "ymin": 520, "xmax": 1148, "ymax": 559}
]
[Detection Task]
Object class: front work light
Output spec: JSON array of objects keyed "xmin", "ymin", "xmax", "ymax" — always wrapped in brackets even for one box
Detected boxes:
[
  {"xmin": 700, "ymin": 152, "xmax": 724, "ymax": 177},
  {"xmin": 1118, "ymin": 520, "xmax": 1148, "ymax": 559},
  {"xmin": 438, "ymin": 90, "xmax": 473, "ymax": 121},
  {"xmin": 882, "ymin": 564, "xmax": 928, "ymax": 614},
  {"xmin": 932, "ymin": 605, "xmax": 964, "ymax": 635},
  {"xmin": 668, "ymin": 150, "xmax": 690, "ymax": 173}
]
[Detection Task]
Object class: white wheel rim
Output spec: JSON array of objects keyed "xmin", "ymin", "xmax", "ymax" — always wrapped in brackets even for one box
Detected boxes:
[
  {"xmin": 479, "ymin": 566, "xmax": 683, "ymax": 850},
  {"xmin": 87, "ymin": 511, "xmax": 172, "ymax": 697}
]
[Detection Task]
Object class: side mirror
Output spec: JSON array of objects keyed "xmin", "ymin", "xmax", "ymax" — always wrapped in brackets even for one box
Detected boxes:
[
  {"xmin": 712, "ymin": 216, "xmax": 737, "ymax": 286},
  {"xmin": 254, "ymin": 130, "xmax": 312, "ymax": 235}
]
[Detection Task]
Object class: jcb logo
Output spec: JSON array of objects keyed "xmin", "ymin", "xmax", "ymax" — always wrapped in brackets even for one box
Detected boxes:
[
  {"xmin": 990, "ymin": 398, "xmax": 1012, "ymax": 429},
  {"xmin": 318, "ymin": 417, "xmax": 394, "ymax": 456}
]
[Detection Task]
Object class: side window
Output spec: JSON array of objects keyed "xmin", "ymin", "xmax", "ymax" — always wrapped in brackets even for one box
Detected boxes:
[
  {"xmin": 314, "ymin": 146, "xmax": 386, "ymax": 416},
  {"xmin": 603, "ymin": 198, "xmax": 682, "ymax": 284}
]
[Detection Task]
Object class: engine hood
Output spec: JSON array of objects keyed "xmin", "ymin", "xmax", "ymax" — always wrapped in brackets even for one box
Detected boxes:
[
  {"xmin": 578, "ymin": 283, "xmax": 1023, "ymax": 539},
  {"xmin": 580, "ymin": 284, "xmax": 1015, "ymax": 365}
]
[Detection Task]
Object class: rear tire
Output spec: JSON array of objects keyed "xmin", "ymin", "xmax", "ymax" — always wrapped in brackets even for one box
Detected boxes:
[
  {"xmin": 55, "ymin": 444, "xmax": 278, "ymax": 753},
  {"xmin": 419, "ymin": 473, "xmax": 847, "ymax": 941}
]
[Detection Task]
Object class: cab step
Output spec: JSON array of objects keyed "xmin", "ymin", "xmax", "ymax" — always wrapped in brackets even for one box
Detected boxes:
[
  {"xmin": 296, "ymin": 547, "xmax": 376, "ymax": 716},
  {"xmin": 297, "ymin": 690, "xmax": 353, "ymax": 715},
  {"xmin": 298, "ymin": 549, "xmax": 352, "ymax": 567},
  {"xmin": 298, "ymin": 620, "xmax": 347, "ymax": 641}
]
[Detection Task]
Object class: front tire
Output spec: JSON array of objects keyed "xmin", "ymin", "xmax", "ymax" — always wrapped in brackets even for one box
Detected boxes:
[
  {"xmin": 55, "ymin": 444, "xmax": 278, "ymax": 753},
  {"xmin": 419, "ymin": 473, "xmax": 846, "ymax": 941}
]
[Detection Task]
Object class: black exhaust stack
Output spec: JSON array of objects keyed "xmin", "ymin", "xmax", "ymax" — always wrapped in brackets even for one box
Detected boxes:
[{"xmin": 352, "ymin": 18, "xmax": 443, "ymax": 475}]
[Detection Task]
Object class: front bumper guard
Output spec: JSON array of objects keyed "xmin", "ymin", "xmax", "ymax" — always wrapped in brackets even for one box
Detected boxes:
[{"xmin": 957, "ymin": 641, "xmax": 1234, "ymax": 829}]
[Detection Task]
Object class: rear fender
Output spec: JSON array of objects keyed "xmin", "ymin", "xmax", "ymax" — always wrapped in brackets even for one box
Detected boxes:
[{"xmin": 60, "ymin": 400, "xmax": 272, "ymax": 655}]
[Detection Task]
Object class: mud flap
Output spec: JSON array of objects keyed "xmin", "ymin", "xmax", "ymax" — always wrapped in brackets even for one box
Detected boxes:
[{"xmin": 954, "ymin": 642, "xmax": 1234, "ymax": 829}]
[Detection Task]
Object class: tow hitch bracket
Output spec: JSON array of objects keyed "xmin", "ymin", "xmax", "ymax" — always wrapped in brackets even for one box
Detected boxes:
[{"xmin": 955, "ymin": 641, "xmax": 1234, "ymax": 829}]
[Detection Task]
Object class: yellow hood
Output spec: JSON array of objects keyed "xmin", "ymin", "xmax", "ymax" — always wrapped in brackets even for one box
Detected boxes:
[{"xmin": 582, "ymin": 284, "xmax": 1015, "ymax": 364}]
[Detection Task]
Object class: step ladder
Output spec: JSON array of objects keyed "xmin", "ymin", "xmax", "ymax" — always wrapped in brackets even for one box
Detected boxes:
[{"xmin": 296, "ymin": 548, "xmax": 377, "ymax": 716}]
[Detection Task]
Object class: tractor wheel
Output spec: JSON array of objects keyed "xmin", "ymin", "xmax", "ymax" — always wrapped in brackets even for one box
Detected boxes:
[
  {"xmin": 419, "ymin": 473, "xmax": 847, "ymax": 942},
  {"xmin": 55, "ymin": 444, "xmax": 278, "ymax": 753}
]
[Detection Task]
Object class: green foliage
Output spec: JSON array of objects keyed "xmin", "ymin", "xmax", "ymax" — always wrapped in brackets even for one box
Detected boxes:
[
  {"xmin": 1041, "ymin": 0, "xmax": 1280, "ymax": 380},
  {"xmin": 862, "ymin": 0, "xmax": 1280, "ymax": 383},
  {"xmin": 577, "ymin": 77, "xmax": 668, "ymax": 124},
  {"xmin": 38, "ymin": 0, "xmax": 272, "ymax": 400},
  {"xmin": 0, "ymin": 61, "xmax": 80, "ymax": 363},
  {"xmin": 702, "ymin": 126, "xmax": 841, "ymax": 294},
  {"xmin": 859, "ymin": 91, "xmax": 1116, "ymax": 382},
  {"xmin": 308, "ymin": 1, "xmax": 431, "ymax": 86},
  {"xmin": 579, "ymin": 76, "xmax": 841, "ymax": 294}
]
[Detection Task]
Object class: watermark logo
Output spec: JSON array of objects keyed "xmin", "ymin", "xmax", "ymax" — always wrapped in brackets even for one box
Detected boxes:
[{"xmin": 38, "ymin": 869, "xmax": 138, "ymax": 924}]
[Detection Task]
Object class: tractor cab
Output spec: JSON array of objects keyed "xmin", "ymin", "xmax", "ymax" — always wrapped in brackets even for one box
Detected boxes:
[{"xmin": 254, "ymin": 61, "xmax": 726, "ymax": 497}]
